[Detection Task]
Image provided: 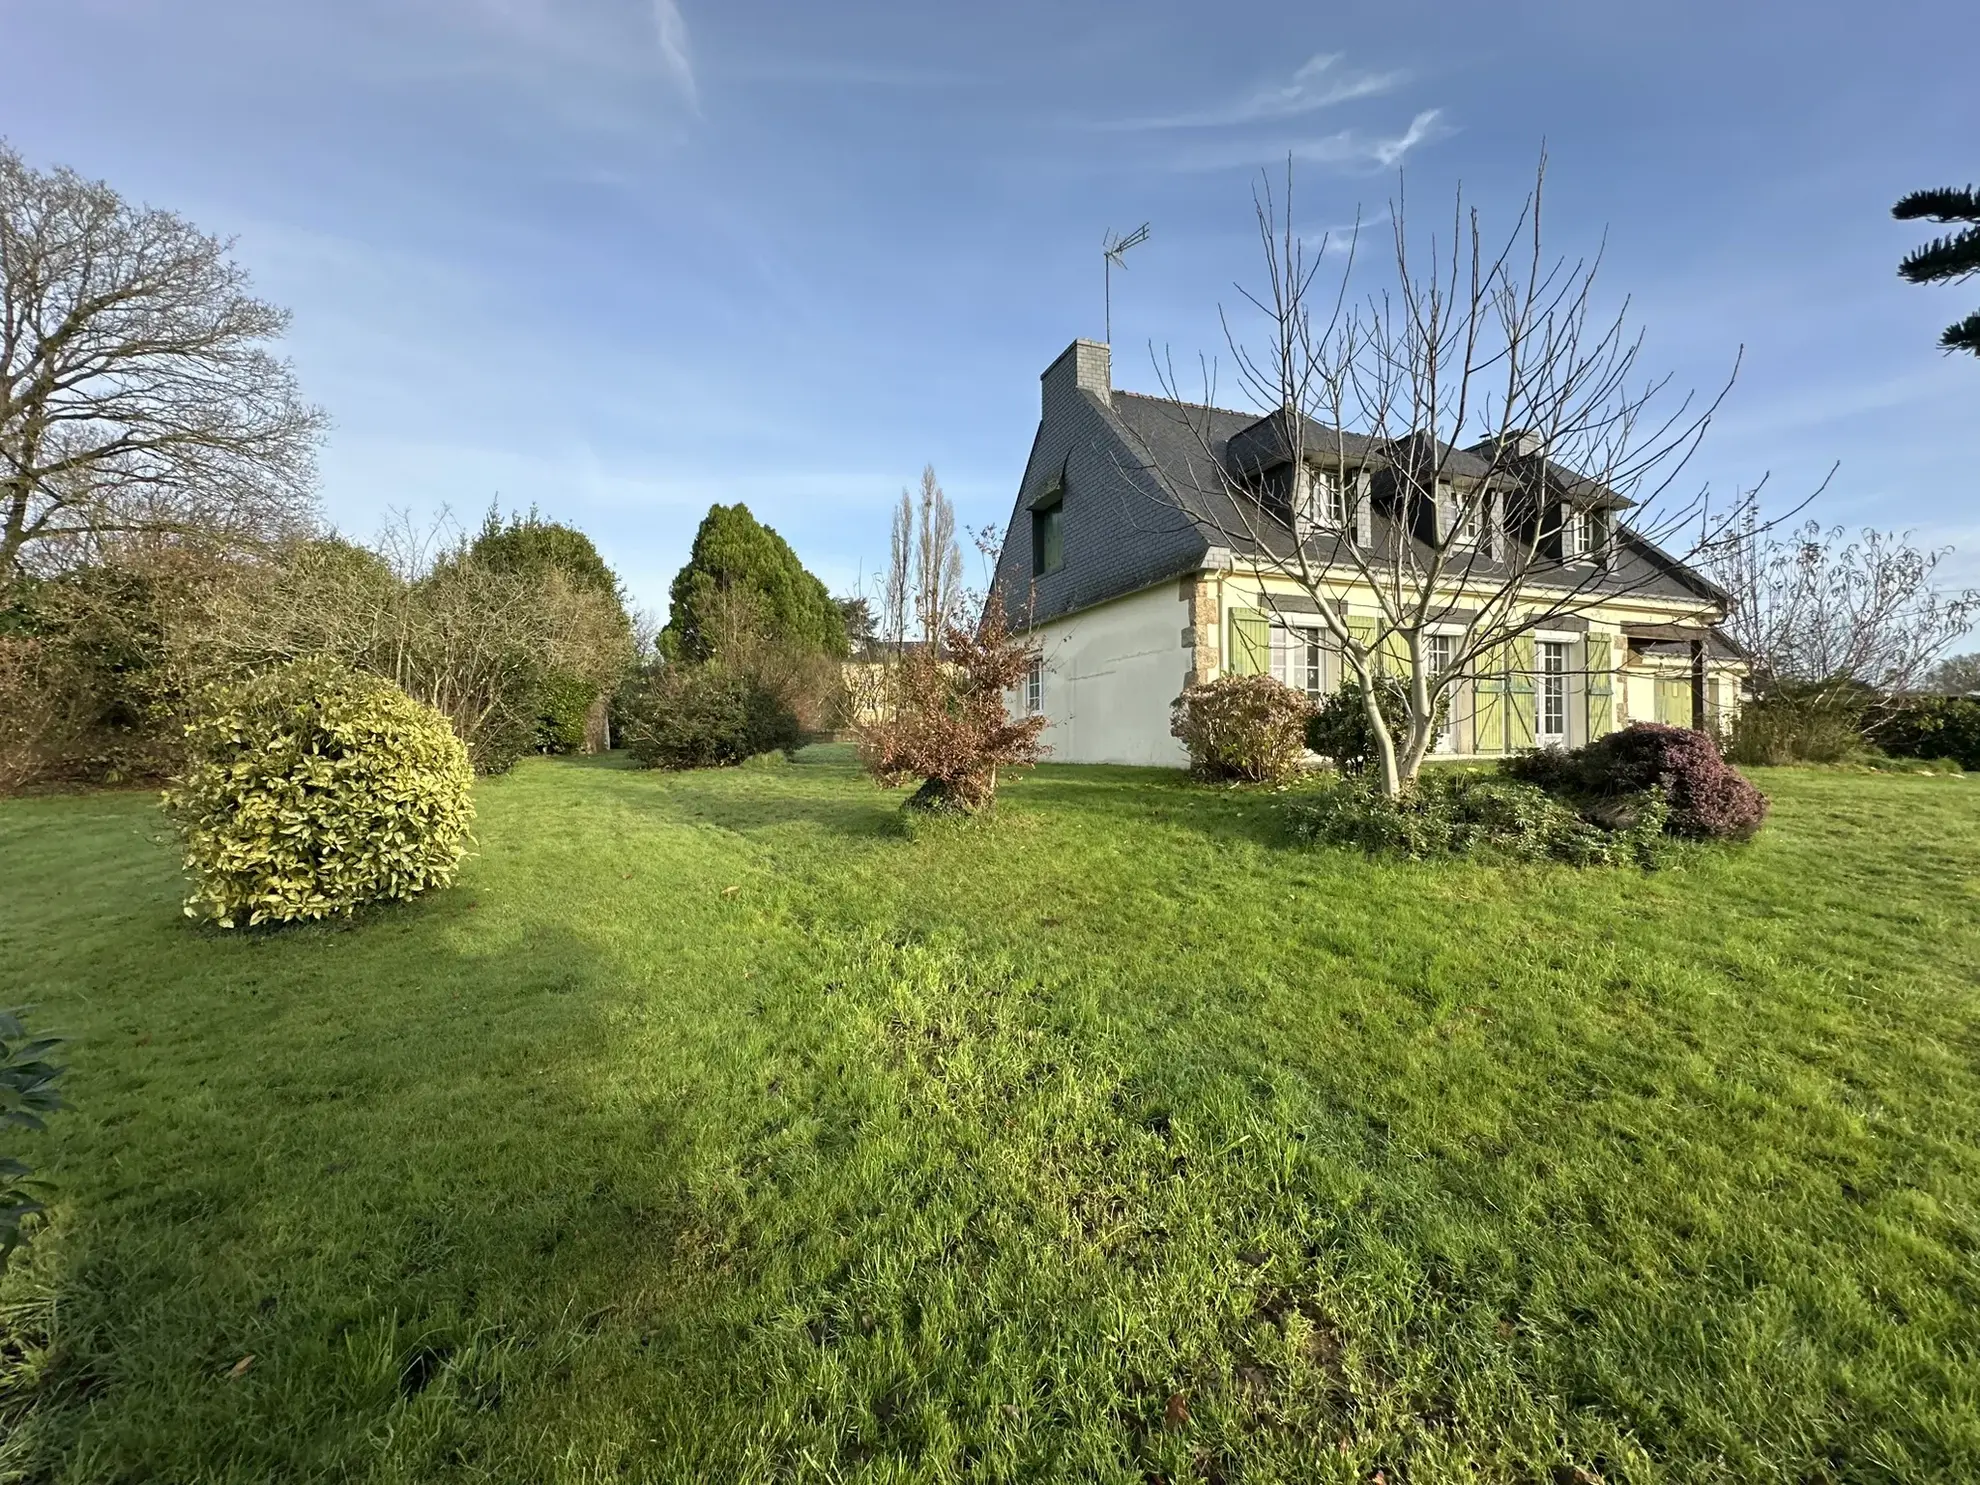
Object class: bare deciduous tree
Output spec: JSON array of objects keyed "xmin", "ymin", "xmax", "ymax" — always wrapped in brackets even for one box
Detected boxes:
[
  {"xmin": 1139, "ymin": 158, "xmax": 1773, "ymax": 797},
  {"xmin": 855, "ymin": 599, "xmax": 1046, "ymax": 814},
  {"xmin": 192, "ymin": 511, "xmax": 634, "ymax": 771},
  {"xmin": 882, "ymin": 488, "xmax": 911, "ymax": 652},
  {"xmin": 1926, "ymin": 651, "xmax": 1980, "ymax": 696},
  {"xmin": 912, "ymin": 464, "xmax": 964, "ymax": 646},
  {"xmin": 1706, "ymin": 515, "xmax": 1980, "ymax": 699},
  {"xmin": 0, "ymin": 143, "xmax": 323, "ymax": 591}
]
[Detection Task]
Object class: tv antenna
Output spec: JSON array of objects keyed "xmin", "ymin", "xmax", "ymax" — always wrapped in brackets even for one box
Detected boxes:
[{"xmin": 1103, "ymin": 222, "xmax": 1150, "ymax": 344}]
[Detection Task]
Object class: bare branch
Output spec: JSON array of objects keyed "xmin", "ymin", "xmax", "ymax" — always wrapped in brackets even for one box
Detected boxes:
[{"xmin": 1, "ymin": 143, "xmax": 323, "ymax": 590}]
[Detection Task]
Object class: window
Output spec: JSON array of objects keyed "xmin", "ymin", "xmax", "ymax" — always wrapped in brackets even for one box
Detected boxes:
[
  {"xmin": 1032, "ymin": 497, "xmax": 1064, "ymax": 576},
  {"xmin": 1439, "ymin": 483, "xmax": 1483, "ymax": 546},
  {"xmin": 1538, "ymin": 640, "xmax": 1569, "ymax": 742},
  {"xmin": 1426, "ymin": 631, "xmax": 1455, "ymax": 677},
  {"xmin": 1456, "ymin": 499, "xmax": 1482, "ymax": 547},
  {"xmin": 1270, "ymin": 621, "xmax": 1328, "ymax": 698},
  {"xmin": 1426, "ymin": 633, "xmax": 1460, "ymax": 752},
  {"xmin": 1320, "ymin": 469, "xmax": 1348, "ymax": 527},
  {"xmin": 1561, "ymin": 507, "xmax": 1595, "ymax": 561},
  {"xmin": 1024, "ymin": 658, "xmax": 1043, "ymax": 715},
  {"xmin": 1293, "ymin": 467, "xmax": 1347, "ymax": 533}
]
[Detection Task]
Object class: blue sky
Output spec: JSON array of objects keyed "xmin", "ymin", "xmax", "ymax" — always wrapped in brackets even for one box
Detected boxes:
[{"xmin": 5, "ymin": 0, "xmax": 1977, "ymax": 619}]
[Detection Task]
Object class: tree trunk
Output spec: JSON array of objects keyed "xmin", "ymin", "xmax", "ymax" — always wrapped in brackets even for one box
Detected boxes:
[
  {"xmin": 904, "ymin": 766, "xmax": 997, "ymax": 815},
  {"xmin": 1360, "ymin": 685, "xmax": 1403, "ymax": 799}
]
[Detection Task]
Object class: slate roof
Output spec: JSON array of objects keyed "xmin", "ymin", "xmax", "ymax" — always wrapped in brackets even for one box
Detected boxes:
[{"xmin": 991, "ymin": 344, "xmax": 1730, "ymax": 630}]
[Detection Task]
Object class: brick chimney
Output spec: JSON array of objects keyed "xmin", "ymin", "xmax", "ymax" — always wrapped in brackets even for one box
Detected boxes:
[{"xmin": 1041, "ymin": 339, "xmax": 1111, "ymax": 413}]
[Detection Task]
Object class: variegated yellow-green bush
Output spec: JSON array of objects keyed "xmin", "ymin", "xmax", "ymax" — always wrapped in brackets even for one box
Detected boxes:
[{"xmin": 162, "ymin": 658, "xmax": 475, "ymax": 928}]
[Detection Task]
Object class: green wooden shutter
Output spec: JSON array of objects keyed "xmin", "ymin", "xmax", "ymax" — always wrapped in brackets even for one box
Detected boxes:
[
  {"xmin": 1472, "ymin": 639, "xmax": 1508, "ymax": 755},
  {"xmin": 1345, "ymin": 615, "xmax": 1377, "ymax": 681},
  {"xmin": 1507, "ymin": 634, "xmax": 1538, "ymax": 751},
  {"xmin": 1377, "ymin": 628, "xmax": 1411, "ymax": 679},
  {"xmin": 1655, "ymin": 675, "xmax": 1687, "ymax": 726},
  {"xmin": 1585, "ymin": 633, "xmax": 1615, "ymax": 738},
  {"xmin": 1228, "ymin": 608, "xmax": 1269, "ymax": 676}
]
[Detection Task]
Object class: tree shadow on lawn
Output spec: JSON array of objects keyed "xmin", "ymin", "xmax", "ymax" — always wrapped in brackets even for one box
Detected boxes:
[
  {"xmin": 1005, "ymin": 763, "xmax": 1291, "ymax": 850},
  {"xmin": 631, "ymin": 766, "xmax": 904, "ymax": 840},
  {"xmin": 0, "ymin": 909, "xmax": 785, "ymax": 1479},
  {"xmin": 6, "ymin": 814, "xmax": 1974, "ymax": 1482}
]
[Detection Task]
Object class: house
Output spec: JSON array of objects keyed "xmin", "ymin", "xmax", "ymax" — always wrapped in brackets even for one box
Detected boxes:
[{"xmin": 988, "ymin": 340, "xmax": 1747, "ymax": 767}]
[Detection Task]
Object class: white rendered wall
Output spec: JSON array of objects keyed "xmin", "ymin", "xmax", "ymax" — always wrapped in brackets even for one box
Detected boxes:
[{"xmin": 1023, "ymin": 583, "xmax": 1192, "ymax": 766}]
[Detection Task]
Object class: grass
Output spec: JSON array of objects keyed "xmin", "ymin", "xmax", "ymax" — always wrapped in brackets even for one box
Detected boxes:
[{"xmin": 1, "ymin": 749, "xmax": 1977, "ymax": 1483}]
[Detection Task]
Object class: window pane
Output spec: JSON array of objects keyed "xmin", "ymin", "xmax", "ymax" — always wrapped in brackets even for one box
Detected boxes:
[
  {"xmin": 1033, "ymin": 504, "xmax": 1064, "ymax": 575},
  {"xmin": 1538, "ymin": 640, "xmax": 1568, "ymax": 739}
]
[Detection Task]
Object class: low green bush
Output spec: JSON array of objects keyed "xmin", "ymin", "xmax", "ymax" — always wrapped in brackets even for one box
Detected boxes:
[
  {"xmin": 1306, "ymin": 675, "xmax": 1449, "ymax": 775},
  {"xmin": 162, "ymin": 657, "xmax": 476, "ymax": 928},
  {"xmin": 1169, "ymin": 675, "xmax": 1313, "ymax": 783},
  {"xmin": 620, "ymin": 663, "xmax": 803, "ymax": 770},
  {"xmin": 1284, "ymin": 771, "xmax": 1670, "ymax": 866},
  {"xmin": 1726, "ymin": 694, "xmax": 1867, "ymax": 765},
  {"xmin": 1870, "ymin": 695, "xmax": 1980, "ymax": 771}
]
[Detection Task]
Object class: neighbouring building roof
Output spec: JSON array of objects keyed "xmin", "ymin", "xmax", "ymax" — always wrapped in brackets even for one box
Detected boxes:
[{"xmin": 991, "ymin": 340, "xmax": 1731, "ymax": 631}]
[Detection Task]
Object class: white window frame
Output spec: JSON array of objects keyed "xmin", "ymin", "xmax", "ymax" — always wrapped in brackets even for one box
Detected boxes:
[
  {"xmin": 1537, "ymin": 638, "xmax": 1570, "ymax": 743},
  {"xmin": 1269, "ymin": 615, "xmax": 1331, "ymax": 699},
  {"xmin": 1424, "ymin": 629, "xmax": 1462, "ymax": 753},
  {"xmin": 1456, "ymin": 495, "xmax": 1483, "ymax": 547},
  {"xmin": 1293, "ymin": 466, "xmax": 1349, "ymax": 534},
  {"xmin": 1024, "ymin": 658, "xmax": 1043, "ymax": 715},
  {"xmin": 1561, "ymin": 507, "xmax": 1594, "ymax": 561},
  {"xmin": 1319, "ymin": 469, "xmax": 1348, "ymax": 528},
  {"xmin": 1436, "ymin": 483, "xmax": 1483, "ymax": 547}
]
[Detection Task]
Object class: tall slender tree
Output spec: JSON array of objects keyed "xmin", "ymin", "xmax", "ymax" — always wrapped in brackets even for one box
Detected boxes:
[
  {"xmin": 1894, "ymin": 185, "xmax": 1980, "ymax": 355},
  {"xmin": 883, "ymin": 489, "xmax": 911, "ymax": 652},
  {"xmin": 912, "ymin": 464, "xmax": 964, "ymax": 646}
]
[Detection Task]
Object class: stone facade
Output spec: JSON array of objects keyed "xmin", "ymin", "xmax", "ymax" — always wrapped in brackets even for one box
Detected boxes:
[{"xmin": 1181, "ymin": 573, "xmax": 1221, "ymax": 685}]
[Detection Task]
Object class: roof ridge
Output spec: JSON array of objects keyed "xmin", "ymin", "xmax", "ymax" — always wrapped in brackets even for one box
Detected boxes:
[{"xmin": 1109, "ymin": 387, "xmax": 1253, "ymax": 418}]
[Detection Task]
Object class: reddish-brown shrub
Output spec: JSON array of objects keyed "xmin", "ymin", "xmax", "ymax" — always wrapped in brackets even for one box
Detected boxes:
[
  {"xmin": 1506, "ymin": 721, "xmax": 1769, "ymax": 841},
  {"xmin": 855, "ymin": 603, "xmax": 1047, "ymax": 813},
  {"xmin": 1170, "ymin": 675, "xmax": 1314, "ymax": 783}
]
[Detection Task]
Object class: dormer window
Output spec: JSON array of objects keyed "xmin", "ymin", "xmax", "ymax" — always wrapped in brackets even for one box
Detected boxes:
[
  {"xmin": 1320, "ymin": 470, "xmax": 1348, "ymax": 528},
  {"xmin": 1292, "ymin": 466, "xmax": 1349, "ymax": 533},
  {"xmin": 1456, "ymin": 499, "xmax": 1483, "ymax": 547},
  {"xmin": 1439, "ymin": 483, "xmax": 1483, "ymax": 546},
  {"xmin": 1561, "ymin": 506, "xmax": 1595, "ymax": 561},
  {"xmin": 1032, "ymin": 487, "xmax": 1065, "ymax": 576}
]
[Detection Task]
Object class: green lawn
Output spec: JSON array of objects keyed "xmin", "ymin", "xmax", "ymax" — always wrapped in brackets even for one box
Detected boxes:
[{"xmin": 2, "ymin": 751, "xmax": 1978, "ymax": 1484}]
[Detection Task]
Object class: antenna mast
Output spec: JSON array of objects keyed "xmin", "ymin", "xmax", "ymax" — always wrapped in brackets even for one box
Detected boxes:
[{"xmin": 1103, "ymin": 222, "xmax": 1150, "ymax": 344}]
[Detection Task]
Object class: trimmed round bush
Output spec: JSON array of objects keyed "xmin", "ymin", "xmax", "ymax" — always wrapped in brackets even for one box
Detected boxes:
[
  {"xmin": 162, "ymin": 658, "xmax": 475, "ymax": 928},
  {"xmin": 1170, "ymin": 675, "xmax": 1313, "ymax": 783},
  {"xmin": 1506, "ymin": 721, "xmax": 1768, "ymax": 841}
]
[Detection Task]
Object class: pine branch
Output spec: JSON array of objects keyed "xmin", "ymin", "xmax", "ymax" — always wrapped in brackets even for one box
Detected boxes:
[
  {"xmin": 1897, "ymin": 225, "xmax": 1980, "ymax": 285},
  {"xmin": 1941, "ymin": 309, "xmax": 1980, "ymax": 357},
  {"xmin": 1892, "ymin": 185, "xmax": 1980, "ymax": 224}
]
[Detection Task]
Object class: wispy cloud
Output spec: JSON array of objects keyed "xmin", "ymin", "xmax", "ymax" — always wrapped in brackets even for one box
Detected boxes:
[
  {"xmin": 413, "ymin": 0, "xmax": 699, "ymax": 106},
  {"xmin": 1306, "ymin": 208, "xmax": 1392, "ymax": 253},
  {"xmin": 651, "ymin": 0, "xmax": 698, "ymax": 110},
  {"xmin": 1170, "ymin": 109, "xmax": 1448, "ymax": 173},
  {"xmin": 1105, "ymin": 53, "xmax": 1403, "ymax": 131}
]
